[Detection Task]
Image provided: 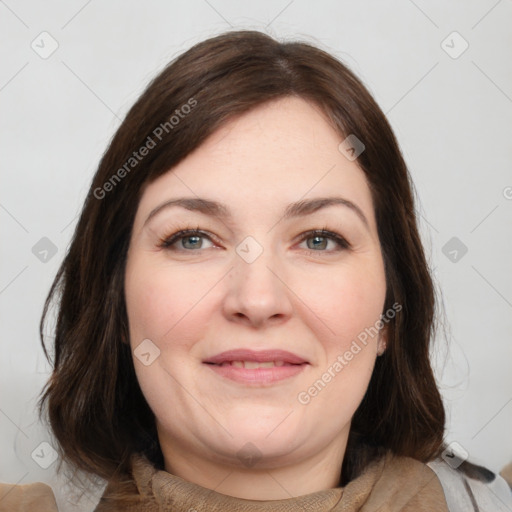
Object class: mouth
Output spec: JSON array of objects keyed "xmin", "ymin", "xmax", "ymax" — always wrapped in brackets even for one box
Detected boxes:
[{"xmin": 203, "ymin": 349, "xmax": 310, "ymax": 385}]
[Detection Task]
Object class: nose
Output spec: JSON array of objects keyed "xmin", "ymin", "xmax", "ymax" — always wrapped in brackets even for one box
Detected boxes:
[{"xmin": 222, "ymin": 244, "xmax": 294, "ymax": 328}]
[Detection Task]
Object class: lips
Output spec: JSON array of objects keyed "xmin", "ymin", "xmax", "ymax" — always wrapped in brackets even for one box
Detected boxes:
[
  {"xmin": 203, "ymin": 349, "xmax": 309, "ymax": 366},
  {"xmin": 203, "ymin": 349, "xmax": 309, "ymax": 385}
]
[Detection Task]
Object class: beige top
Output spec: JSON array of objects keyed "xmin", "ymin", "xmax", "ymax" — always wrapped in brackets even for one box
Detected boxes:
[
  {"xmin": 0, "ymin": 451, "xmax": 449, "ymax": 511},
  {"xmin": 3, "ymin": 453, "xmax": 512, "ymax": 511},
  {"xmin": 0, "ymin": 481, "xmax": 58, "ymax": 511},
  {"xmin": 0, "ymin": 455, "xmax": 448, "ymax": 512}
]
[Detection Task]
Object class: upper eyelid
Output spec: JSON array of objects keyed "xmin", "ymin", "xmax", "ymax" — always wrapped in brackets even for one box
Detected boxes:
[{"xmin": 158, "ymin": 228, "xmax": 216, "ymax": 247}]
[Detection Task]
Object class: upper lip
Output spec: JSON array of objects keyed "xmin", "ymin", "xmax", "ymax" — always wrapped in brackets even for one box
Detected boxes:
[{"xmin": 203, "ymin": 349, "xmax": 309, "ymax": 365}]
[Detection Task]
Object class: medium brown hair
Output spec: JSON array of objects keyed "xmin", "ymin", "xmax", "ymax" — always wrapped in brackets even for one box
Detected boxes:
[{"xmin": 39, "ymin": 29, "xmax": 445, "ymax": 488}]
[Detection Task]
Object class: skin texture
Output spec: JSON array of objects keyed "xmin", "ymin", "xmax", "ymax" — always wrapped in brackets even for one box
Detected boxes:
[{"xmin": 124, "ymin": 96, "xmax": 388, "ymax": 500}]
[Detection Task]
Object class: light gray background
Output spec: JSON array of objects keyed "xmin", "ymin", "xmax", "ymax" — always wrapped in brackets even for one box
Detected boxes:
[{"xmin": 1, "ymin": 1, "xmax": 511, "ymax": 510}]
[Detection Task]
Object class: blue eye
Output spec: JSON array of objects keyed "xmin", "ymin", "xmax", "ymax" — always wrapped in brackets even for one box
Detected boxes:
[
  {"xmin": 299, "ymin": 230, "xmax": 350, "ymax": 252},
  {"xmin": 159, "ymin": 229, "xmax": 214, "ymax": 250}
]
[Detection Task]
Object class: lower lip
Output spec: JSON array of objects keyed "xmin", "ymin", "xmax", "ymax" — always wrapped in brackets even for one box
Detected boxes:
[{"xmin": 204, "ymin": 363, "xmax": 308, "ymax": 385}]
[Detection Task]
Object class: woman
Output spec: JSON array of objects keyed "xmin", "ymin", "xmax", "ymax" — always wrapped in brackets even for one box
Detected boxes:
[{"xmin": 1, "ymin": 30, "xmax": 511, "ymax": 511}]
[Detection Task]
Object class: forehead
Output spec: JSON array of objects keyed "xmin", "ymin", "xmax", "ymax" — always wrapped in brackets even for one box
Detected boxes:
[{"xmin": 134, "ymin": 97, "xmax": 376, "ymax": 230}]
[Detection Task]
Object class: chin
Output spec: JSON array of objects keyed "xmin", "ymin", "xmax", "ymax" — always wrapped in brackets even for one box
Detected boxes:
[
  {"xmin": 210, "ymin": 419, "xmax": 309, "ymax": 463},
  {"xmin": 210, "ymin": 435, "xmax": 307, "ymax": 469}
]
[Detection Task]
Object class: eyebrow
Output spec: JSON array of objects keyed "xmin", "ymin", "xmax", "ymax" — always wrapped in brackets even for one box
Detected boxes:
[{"xmin": 144, "ymin": 196, "xmax": 370, "ymax": 229}]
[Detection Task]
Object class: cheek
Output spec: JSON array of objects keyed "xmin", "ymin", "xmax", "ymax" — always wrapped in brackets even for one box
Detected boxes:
[
  {"xmin": 295, "ymin": 259, "xmax": 386, "ymax": 349},
  {"xmin": 295, "ymin": 264, "xmax": 385, "ymax": 425},
  {"xmin": 124, "ymin": 259, "xmax": 209, "ymax": 407},
  {"xmin": 125, "ymin": 258, "xmax": 208, "ymax": 342}
]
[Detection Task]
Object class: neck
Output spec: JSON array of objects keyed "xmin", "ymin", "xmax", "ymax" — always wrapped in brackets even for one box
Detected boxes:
[{"xmin": 158, "ymin": 432, "xmax": 348, "ymax": 500}]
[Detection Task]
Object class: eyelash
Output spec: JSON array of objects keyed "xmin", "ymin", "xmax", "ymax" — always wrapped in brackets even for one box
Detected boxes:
[{"xmin": 157, "ymin": 226, "xmax": 350, "ymax": 253}]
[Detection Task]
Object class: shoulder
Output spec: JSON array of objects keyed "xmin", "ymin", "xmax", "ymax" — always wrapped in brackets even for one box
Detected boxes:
[
  {"xmin": 0, "ymin": 481, "xmax": 58, "ymax": 511},
  {"xmin": 427, "ymin": 456, "xmax": 512, "ymax": 512},
  {"xmin": 368, "ymin": 451, "xmax": 451, "ymax": 510}
]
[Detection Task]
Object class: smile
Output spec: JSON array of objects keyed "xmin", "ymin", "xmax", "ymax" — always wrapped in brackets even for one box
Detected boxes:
[{"xmin": 202, "ymin": 348, "xmax": 310, "ymax": 385}]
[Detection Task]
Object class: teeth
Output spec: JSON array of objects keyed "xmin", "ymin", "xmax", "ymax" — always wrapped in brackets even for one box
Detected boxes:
[{"xmin": 223, "ymin": 361, "xmax": 290, "ymax": 369}]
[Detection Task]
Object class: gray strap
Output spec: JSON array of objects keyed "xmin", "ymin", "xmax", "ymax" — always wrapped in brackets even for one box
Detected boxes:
[{"xmin": 427, "ymin": 459, "xmax": 512, "ymax": 512}]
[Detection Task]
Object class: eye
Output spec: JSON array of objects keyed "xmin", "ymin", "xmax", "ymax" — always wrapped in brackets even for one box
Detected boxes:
[
  {"xmin": 158, "ymin": 229, "xmax": 216, "ymax": 251},
  {"xmin": 297, "ymin": 229, "xmax": 350, "ymax": 252}
]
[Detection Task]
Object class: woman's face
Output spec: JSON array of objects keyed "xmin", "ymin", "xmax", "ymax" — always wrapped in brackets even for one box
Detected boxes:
[{"xmin": 125, "ymin": 97, "xmax": 387, "ymax": 471}]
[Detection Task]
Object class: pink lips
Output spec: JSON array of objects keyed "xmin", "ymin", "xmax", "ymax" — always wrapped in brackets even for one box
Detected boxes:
[{"xmin": 203, "ymin": 349, "xmax": 309, "ymax": 385}]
